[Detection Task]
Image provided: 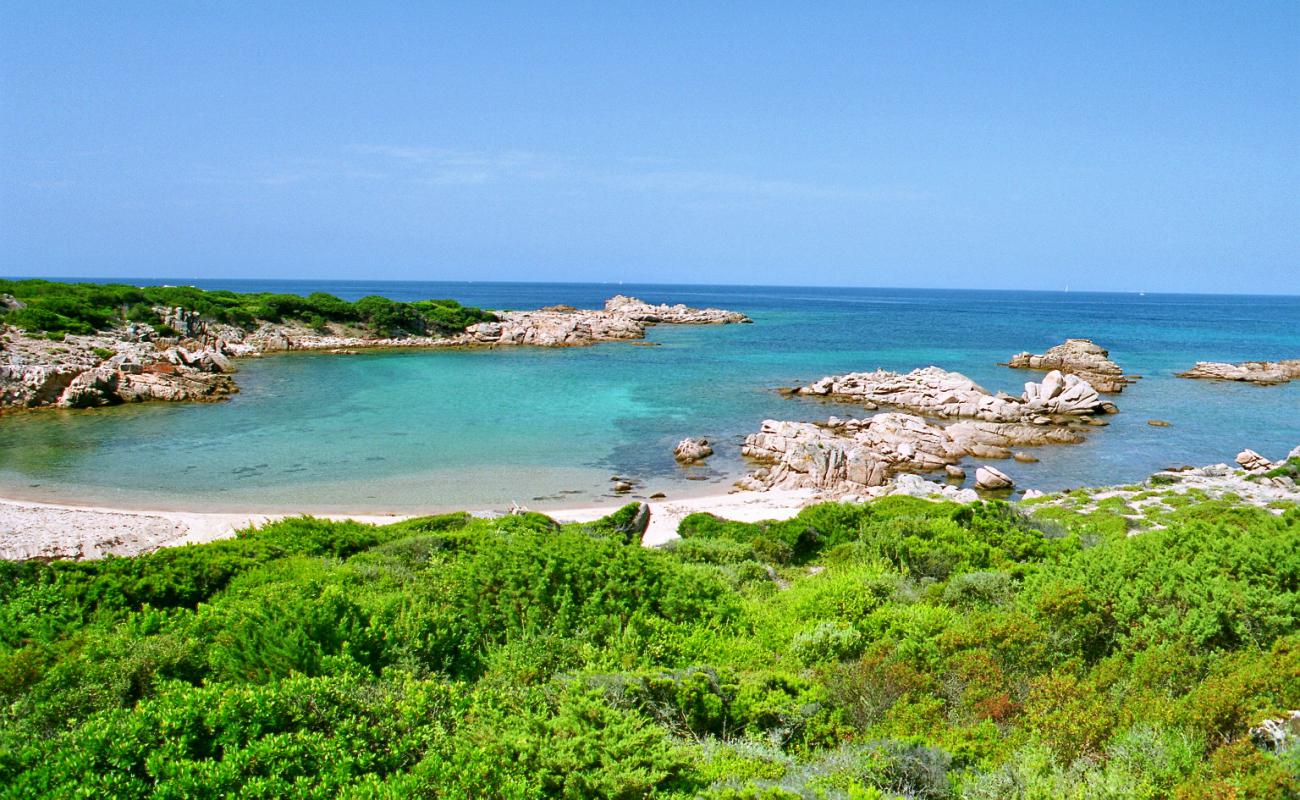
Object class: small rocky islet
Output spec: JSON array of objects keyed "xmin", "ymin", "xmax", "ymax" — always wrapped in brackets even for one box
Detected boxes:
[
  {"xmin": 1177, "ymin": 358, "xmax": 1300, "ymax": 385},
  {"xmin": 1004, "ymin": 337, "xmax": 1135, "ymax": 392}
]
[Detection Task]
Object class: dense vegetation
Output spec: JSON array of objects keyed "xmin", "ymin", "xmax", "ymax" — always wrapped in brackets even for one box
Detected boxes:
[
  {"xmin": 0, "ymin": 278, "xmax": 496, "ymax": 338},
  {"xmin": 2, "ymin": 495, "xmax": 1299, "ymax": 798}
]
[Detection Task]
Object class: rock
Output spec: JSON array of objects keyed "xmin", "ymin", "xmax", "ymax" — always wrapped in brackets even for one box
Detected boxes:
[
  {"xmin": 0, "ymin": 293, "xmax": 24, "ymax": 310},
  {"xmin": 1251, "ymin": 711, "xmax": 1300, "ymax": 753},
  {"xmin": 1178, "ymin": 360, "xmax": 1300, "ymax": 385},
  {"xmin": 795, "ymin": 366, "xmax": 1114, "ymax": 422},
  {"xmin": 945, "ymin": 465, "xmax": 966, "ymax": 479},
  {"xmin": 650, "ymin": 492, "xmax": 667, "ymax": 499},
  {"xmin": 674, "ymin": 437, "xmax": 714, "ymax": 463},
  {"xmin": 1236, "ymin": 449, "xmax": 1273, "ymax": 472},
  {"xmin": 57, "ymin": 368, "xmax": 121, "ymax": 408},
  {"xmin": 608, "ymin": 502, "xmax": 652, "ymax": 544},
  {"xmin": 1021, "ymin": 489, "xmax": 1045, "ymax": 500},
  {"xmin": 1006, "ymin": 338, "xmax": 1132, "ymax": 392},
  {"xmin": 889, "ymin": 473, "xmax": 979, "ymax": 503},
  {"xmin": 0, "ymin": 364, "xmax": 83, "ymax": 407},
  {"xmin": 1290, "ymin": 445, "xmax": 1300, "ymax": 461},
  {"xmin": 1013, "ymin": 452, "xmax": 1039, "ymax": 463},
  {"xmin": 613, "ymin": 481, "xmax": 634, "ymax": 493},
  {"xmin": 1148, "ymin": 419, "xmax": 1171, "ymax": 427},
  {"xmin": 975, "ymin": 466, "xmax": 1014, "ymax": 490},
  {"xmin": 462, "ymin": 296, "xmax": 748, "ymax": 348},
  {"xmin": 740, "ymin": 413, "xmax": 963, "ymax": 494},
  {"xmin": 603, "ymin": 295, "xmax": 752, "ymax": 325}
]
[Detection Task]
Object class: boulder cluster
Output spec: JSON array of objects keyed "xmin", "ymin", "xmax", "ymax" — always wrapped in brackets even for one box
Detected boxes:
[
  {"xmin": 1178, "ymin": 360, "xmax": 1300, "ymax": 385},
  {"xmin": 1005, "ymin": 338, "xmax": 1133, "ymax": 393},
  {"xmin": 739, "ymin": 366, "xmax": 1118, "ymax": 499},
  {"xmin": 797, "ymin": 366, "xmax": 1117, "ymax": 421}
]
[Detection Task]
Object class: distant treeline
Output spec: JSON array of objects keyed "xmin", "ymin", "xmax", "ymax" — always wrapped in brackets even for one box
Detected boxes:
[{"xmin": 0, "ymin": 278, "xmax": 497, "ymax": 338}]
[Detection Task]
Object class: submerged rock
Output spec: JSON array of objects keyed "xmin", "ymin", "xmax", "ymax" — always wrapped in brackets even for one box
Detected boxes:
[
  {"xmin": 1178, "ymin": 360, "xmax": 1300, "ymax": 385},
  {"xmin": 1006, "ymin": 338, "xmax": 1132, "ymax": 393}
]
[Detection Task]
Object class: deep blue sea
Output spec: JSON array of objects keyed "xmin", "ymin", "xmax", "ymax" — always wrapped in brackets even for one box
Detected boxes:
[{"xmin": 2, "ymin": 280, "xmax": 1298, "ymax": 513}]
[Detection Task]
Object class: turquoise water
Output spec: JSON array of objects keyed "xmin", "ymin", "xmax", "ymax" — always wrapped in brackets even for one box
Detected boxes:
[{"xmin": 2, "ymin": 282, "xmax": 1298, "ymax": 512}]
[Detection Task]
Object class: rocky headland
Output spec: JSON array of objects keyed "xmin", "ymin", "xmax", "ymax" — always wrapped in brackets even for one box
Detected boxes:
[
  {"xmin": 1177, "ymin": 359, "xmax": 1300, "ymax": 385},
  {"xmin": 1005, "ymin": 338, "xmax": 1133, "ymax": 392},
  {"xmin": 0, "ymin": 295, "xmax": 750, "ymax": 412}
]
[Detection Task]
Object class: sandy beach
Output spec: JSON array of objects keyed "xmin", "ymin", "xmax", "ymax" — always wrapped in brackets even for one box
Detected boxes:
[{"xmin": 0, "ymin": 488, "xmax": 817, "ymax": 560}]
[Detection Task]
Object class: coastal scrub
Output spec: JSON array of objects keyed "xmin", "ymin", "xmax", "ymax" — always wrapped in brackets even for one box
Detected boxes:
[{"xmin": 1, "ymin": 498, "xmax": 1298, "ymax": 797}]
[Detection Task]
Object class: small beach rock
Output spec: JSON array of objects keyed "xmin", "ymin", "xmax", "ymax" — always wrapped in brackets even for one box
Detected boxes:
[
  {"xmin": 975, "ymin": 466, "xmax": 1014, "ymax": 490},
  {"xmin": 649, "ymin": 492, "xmax": 667, "ymax": 499},
  {"xmin": 945, "ymin": 465, "xmax": 966, "ymax": 479},
  {"xmin": 1013, "ymin": 451, "xmax": 1039, "ymax": 463},
  {"xmin": 1148, "ymin": 419, "xmax": 1171, "ymax": 427},
  {"xmin": 673, "ymin": 437, "xmax": 714, "ymax": 464},
  {"xmin": 1021, "ymin": 489, "xmax": 1045, "ymax": 500},
  {"xmin": 1236, "ymin": 449, "xmax": 1272, "ymax": 472},
  {"xmin": 613, "ymin": 481, "xmax": 635, "ymax": 493}
]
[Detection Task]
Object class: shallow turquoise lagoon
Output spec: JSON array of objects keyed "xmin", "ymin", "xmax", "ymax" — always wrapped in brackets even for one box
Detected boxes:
[{"xmin": 2, "ymin": 282, "xmax": 1297, "ymax": 512}]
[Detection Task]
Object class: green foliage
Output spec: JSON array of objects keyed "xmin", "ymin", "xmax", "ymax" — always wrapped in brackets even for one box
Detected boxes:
[
  {"xmin": 2, "ymin": 495, "xmax": 1298, "ymax": 797},
  {"xmin": 0, "ymin": 278, "xmax": 496, "ymax": 337}
]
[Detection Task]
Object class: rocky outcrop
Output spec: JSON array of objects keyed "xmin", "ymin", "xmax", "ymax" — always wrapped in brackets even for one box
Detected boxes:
[
  {"xmin": 737, "ymin": 411, "xmax": 1074, "ymax": 498},
  {"xmin": 1006, "ymin": 339, "xmax": 1132, "ymax": 393},
  {"xmin": 797, "ymin": 367, "xmax": 1117, "ymax": 422},
  {"xmin": 464, "ymin": 309, "xmax": 646, "ymax": 347},
  {"xmin": 741, "ymin": 366, "xmax": 1112, "ymax": 499},
  {"xmin": 1177, "ymin": 360, "xmax": 1300, "ymax": 385},
  {"xmin": 1236, "ymin": 449, "xmax": 1273, "ymax": 472},
  {"xmin": 604, "ymin": 295, "xmax": 752, "ymax": 325},
  {"xmin": 3, "ymin": 296, "xmax": 749, "ymax": 412},
  {"xmin": 674, "ymin": 438, "xmax": 714, "ymax": 464}
]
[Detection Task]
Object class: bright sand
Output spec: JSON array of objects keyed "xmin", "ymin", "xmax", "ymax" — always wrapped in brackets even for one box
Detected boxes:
[{"xmin": 0, "ymin": 488, "xmax": 817, "ymax": 560}]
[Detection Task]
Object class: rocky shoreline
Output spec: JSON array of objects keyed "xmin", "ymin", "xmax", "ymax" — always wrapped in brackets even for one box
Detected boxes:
[
  {"xmin": 4, "ymin": 446, "xmax": 1294, "ymax": 561},
  {"xmin": 0, "ymin": 295, "xmax": 750, "ymax": 411}
]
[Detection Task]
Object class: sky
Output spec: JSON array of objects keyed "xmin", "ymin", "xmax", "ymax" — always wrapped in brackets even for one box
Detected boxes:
[{"xmin": 1, "ymin": 2, "xmax": 1297, "ymax": 293}]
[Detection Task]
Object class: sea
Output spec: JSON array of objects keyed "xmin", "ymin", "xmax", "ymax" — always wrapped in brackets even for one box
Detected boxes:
[{"xmin": 2, "ymin": 280, "xmax": 1297, "ymax": 513}]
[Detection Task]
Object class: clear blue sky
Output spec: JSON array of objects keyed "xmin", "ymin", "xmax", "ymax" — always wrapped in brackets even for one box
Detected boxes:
[{"xmin": 2, "ymin": 2, "xmax": 1296, "ymax": 292}]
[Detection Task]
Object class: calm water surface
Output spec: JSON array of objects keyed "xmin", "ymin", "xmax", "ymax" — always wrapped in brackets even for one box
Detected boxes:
[{"xmin": 2, "ymin": 281, "xmax": 1297, "ymax": 512}]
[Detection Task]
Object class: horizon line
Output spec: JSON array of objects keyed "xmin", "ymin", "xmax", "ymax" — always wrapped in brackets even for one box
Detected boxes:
[{"xmin": 6, "ymin": 274, "xmax": 1300, "ymax": 300}]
